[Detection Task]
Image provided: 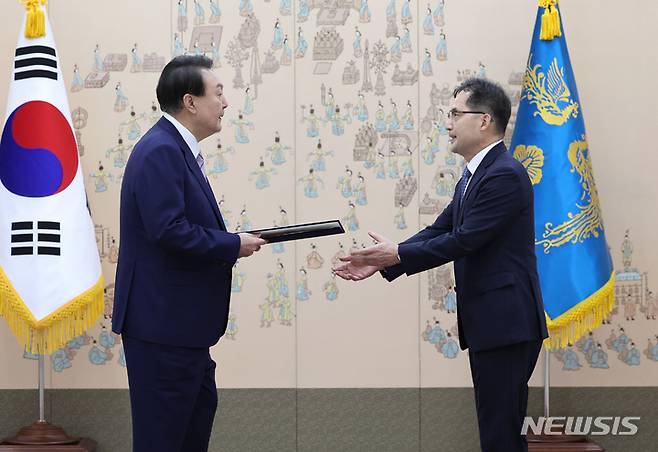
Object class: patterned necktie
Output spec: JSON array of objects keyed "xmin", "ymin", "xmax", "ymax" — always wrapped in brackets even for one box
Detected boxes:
[
  {"xmin": 457, "ymin": 166, "xmax": 472, "ymax": 207},
  {"xmin": 196, "ymin": 152, "xmax": 205, "ymax": 174},
  {"xmin": 196, "ymin": 151, "xmax": 211, "ymax": 186}
]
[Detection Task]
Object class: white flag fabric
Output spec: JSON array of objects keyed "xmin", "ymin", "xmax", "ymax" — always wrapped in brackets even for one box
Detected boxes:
[{"xmin": 0, "ymin": 4, "xmax": 103, "ymax": 354}]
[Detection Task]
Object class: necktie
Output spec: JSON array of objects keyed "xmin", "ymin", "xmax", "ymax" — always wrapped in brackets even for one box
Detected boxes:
[
  {"xmin": 196, "ymin": 152, "xmax": 205, "ymax": 174},
  {"xmin": 456, "ymin": 166, "xmax": 472, "ymax": 208},
  {"xmin": 196, "ymin": 151, "xmax": 211, "ymax": 186}
]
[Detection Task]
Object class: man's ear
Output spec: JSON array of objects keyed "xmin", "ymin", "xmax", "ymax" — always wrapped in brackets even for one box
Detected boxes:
[
  {"xmin": 182, "ymin": 93, "xmax": 195, "ymax": 113},
  {"xmin": 481, "ymin": 113, "xmax": 493, "ymax": 131}
]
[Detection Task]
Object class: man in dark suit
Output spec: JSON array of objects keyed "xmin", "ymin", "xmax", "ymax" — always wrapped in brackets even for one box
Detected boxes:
[
  {"xmin": 334, "ymin": 78, "xmax": 548, "ymax": 452},
  {"xmin": 112, "ymin": 55, "xmax": 266, "ymax": 452}
]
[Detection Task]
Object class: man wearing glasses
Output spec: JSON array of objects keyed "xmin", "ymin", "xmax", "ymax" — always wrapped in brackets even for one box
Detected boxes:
[{"xmin": 334, "ymin": 78, "xmax": 548, "ymax": 452}]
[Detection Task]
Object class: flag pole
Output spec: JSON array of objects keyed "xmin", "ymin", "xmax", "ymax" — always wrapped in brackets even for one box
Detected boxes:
[
  {"xmin": 544, "ymin": 347, "xmax": 551, "ymax": 418},
  {"xmin": 0, "ymin": 355, "xmax": 78, "ymax": 446},
  {"xmin": 38, "ymin": 354, "xmax": 45, "ymax": 422}
]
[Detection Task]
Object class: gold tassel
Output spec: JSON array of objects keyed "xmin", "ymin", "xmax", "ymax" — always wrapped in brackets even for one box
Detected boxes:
[
  {"xmin": 539, "ymin": 0, "xmax": 562, "ymax": 41},
  {"xmin": 551, "ymin": 4, "xmax": 562, "ymax": 39},
  {"xmin": 0, "ymin": 266, "xmax": 104, "ymax": 355},
  {"xmin": 20, "ymin": 0, "xmax": 48, "ymax": 38},
  {"xmin": 544, "ymin": 271, "xmax": 616, "ymax": 350}
]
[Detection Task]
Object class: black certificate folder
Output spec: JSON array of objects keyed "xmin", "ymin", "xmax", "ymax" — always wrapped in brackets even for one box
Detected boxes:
[{"xmin": 246, "ymin": 220, "xmax": 345, "ymax": 243}]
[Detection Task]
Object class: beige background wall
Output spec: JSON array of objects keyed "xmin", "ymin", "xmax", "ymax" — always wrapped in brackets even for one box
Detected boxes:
[{"xmin": 1, "ymin": 0, "xmax": 656, "ymax": 390}]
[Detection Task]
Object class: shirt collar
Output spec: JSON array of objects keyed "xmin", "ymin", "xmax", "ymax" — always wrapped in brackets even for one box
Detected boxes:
[
  {"xmin": 466, "ymin": 139, "xmax": 503, "ymax": 175},
  {"xmin": 162, "ymin": 112, "xmax": 201, "ymax": 158}
]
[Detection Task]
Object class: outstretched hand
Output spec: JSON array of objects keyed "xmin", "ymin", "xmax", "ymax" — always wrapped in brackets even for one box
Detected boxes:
[
  {"xmin": 338, "ymin": 231, "xmax": 400, "ymax": 267},
  {"xmin": 332, "ymin": 231, "xmax": 400, "ymax": 281},
  {"xmin": 332, "ymin": 261, "xmax": 380, "ymax": 281}
]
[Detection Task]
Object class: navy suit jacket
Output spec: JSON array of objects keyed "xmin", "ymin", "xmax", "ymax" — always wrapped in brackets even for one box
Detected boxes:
[
  {"xmin": 112, "ymin": 117, "xmax": 240, "ymax": 348},
  {"xmin": 383, "ymin": 142, "xmax": 548, "ymax": 352}
]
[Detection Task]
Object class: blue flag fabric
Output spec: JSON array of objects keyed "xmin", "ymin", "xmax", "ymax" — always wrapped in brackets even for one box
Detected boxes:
[{"xmin": 510, "ymin": 1, "xmax": 614, "ymax": 349}]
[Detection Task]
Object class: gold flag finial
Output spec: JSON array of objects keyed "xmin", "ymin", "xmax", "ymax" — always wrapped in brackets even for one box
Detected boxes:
[
  {"xmin": 20, "ymin": 0, "xmax": 48, "ymax": 38},
  {"xmin": 538, "ymin": 0, "xmax": 562, "ymax": 41}
]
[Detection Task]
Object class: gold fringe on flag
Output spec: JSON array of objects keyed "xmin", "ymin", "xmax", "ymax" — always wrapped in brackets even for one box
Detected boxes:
[
  {"xmin": 20, "ymin": 0, "xmax": 48, "ymax": 38},
  {"xmin": 538, "ymin": 0, "xmax": 562, "ymax": 41},
  {"xmin": 544, "ymin": 271, "xmax": 615, "ymax": 350},
  {"xmin": 0, "ymin": 266, "xmax": 104, "ymax": 355}
]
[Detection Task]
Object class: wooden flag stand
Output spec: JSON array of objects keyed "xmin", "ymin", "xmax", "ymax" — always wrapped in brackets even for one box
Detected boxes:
[
  {"xmin": 0, "ymin": 356, "xmax": 96, "ymax": 451},
  {"xmin": 528, "ymin": 433, "xmax": 604, "ymax": 452},
  {"xmin": 527, "ymin": 349, "xmax": 604, "ymax": 451}
]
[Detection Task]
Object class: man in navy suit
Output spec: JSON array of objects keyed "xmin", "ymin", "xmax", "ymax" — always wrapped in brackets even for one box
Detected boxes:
[
  {"xmin": 334, "ymin": 78, "xmax": 548, "ymax": 452},
  {"xmin": 112, "ymin": 55, "xmax": 266, "ymax": 452}
]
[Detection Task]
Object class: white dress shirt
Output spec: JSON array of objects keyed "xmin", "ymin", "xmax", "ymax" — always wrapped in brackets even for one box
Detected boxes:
[
  {"xmin": 464, "ymin": 139, "xmax": 503, "ymax": 193},
  {"xmin": 162, "ymin": 112, "xmax": 201, "ymax": 160}
]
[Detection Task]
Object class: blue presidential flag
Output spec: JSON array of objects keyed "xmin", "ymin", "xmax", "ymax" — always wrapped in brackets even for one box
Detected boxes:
[{"xmin": 510, "ymin": 0, "xmax": 614, "ymax": 349}]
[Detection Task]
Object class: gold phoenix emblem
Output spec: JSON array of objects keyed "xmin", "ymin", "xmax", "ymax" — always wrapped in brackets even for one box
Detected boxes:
[
  {"xmin": 537, "ymin": 136, "xmax": 604, "ymax": 253},
  {"xmin": 523, "ymin": 56, "xmax": 579, "ymax": 126},
  {"xmin": 513, "ymin": 144, "xmax": 544, "ymax": 185}
]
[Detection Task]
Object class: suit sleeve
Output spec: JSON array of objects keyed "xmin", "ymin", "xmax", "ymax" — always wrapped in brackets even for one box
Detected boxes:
[
  {"xmin": 133, "ymin": 143, "xmax": 240, "ymax": 265},
  {"xmin": 396, "ymin": 167, "xmax": 527, "ymax": 277},
  {"xmin": 381, "ymin": 199, "xmax": 454, "ymax": 281}
]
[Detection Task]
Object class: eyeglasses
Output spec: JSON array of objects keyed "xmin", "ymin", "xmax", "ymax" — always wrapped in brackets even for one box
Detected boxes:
[{"xmin": 447, "ymin": 109, "xmax": 488, "ymax": 120}]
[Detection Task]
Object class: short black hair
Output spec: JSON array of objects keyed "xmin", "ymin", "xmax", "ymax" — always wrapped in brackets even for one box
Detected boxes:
[
  {"xmin": 453, "ymin": 78, "xmax": 511, "ymax": 134},
  {"xmin": 156, "ymin": 55, "xmax": 213, "ymax": 114}
]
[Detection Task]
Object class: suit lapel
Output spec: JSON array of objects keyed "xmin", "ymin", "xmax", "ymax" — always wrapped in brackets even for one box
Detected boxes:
[
  {"xmin": 457, "ymin": 142, "xmax": 507, "ymax": 225},
  {"xmin": 158, "ymin": 118, "xmax": 227, "ymax": 231}
]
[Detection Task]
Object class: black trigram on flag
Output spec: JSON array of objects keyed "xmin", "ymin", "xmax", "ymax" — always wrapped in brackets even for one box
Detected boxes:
[
  {"xmin": 13, "ymin": 45, "xmax": 58, "ymax": 81},
  {"xmin": 11, "ymin": 221, "xmax": 61, "ymax": 256}
]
